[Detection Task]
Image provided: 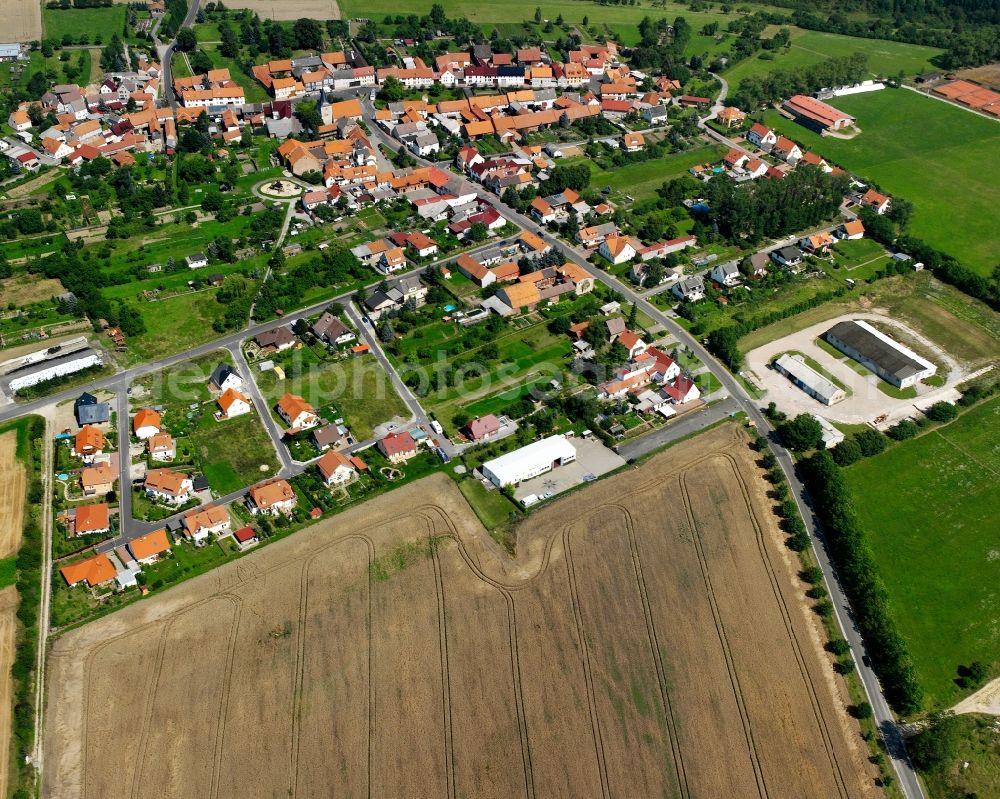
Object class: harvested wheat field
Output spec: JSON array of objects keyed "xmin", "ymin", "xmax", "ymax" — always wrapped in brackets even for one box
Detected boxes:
[
  {"xmin": 0, "ymin": 432, "xmax": 26, "ymax": 559},
  {"xmin": 44, "ymin": 423, "xmax": 879, "ymax": 798},
  {"xmin": 0, "ymin": 0, "xmax": 42, "ymax": 41},
  {"xmin": 223, "ymin": 0, "xmax": 340, "ymax": 20}
]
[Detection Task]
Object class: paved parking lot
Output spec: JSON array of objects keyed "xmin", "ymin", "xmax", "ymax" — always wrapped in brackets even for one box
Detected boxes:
[
  {"xmin": 514, "ymin": 436, "xmax": 626, "ymax": 502},
  {"xmin": 745, "ymin": 312, "xmax": 964, "ymax": 425}
]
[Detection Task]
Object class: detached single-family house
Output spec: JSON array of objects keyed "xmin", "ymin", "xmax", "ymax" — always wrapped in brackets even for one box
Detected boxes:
[
  {"xmin": 147, "ymin": 431, "xmax": 176, "ymax": 461},
  {"xmin": 622, "ymin": 132, "xmax": 645, "ymax": 152},
  {"xmin": 247, "ymin": 479, "xmax": 297, "ymax": 515},
  {"xmin": 217, "ymin": 388, "xmax": 252, "ymax": 419},
  {"xmin": 127, "ymin": 528, "xmax": 171, "ymax": 565},
  {"xmin": 133, "ymin": 408, "xmax": 162, "ymax": 440},
  {"xmin": 312, "ymin": 311, "xmax": 355, "ymax": 346},
  {"xmin": 378, "ymin": 431, "xmax": 418, "ymax": 463},
  {"xmin": 144, "ymin": 468, "xmax": 193, "ymax": 505},
  {"xmin": 312, "ymin": 424, "xmax": 348, "ymax": 451},
  {"xmin": 800, "ymin": 231, "xmax": 835, "ymax": 253},
  {"xmin": 209, "ymin": 363, "xmax": 243, "ymax": 392},
  {"xmin": 71, "ymin": 503, "xmax": 111, "ymax": 536},
  {"xmin": 465, "ymin": 414, "xmax": 503, "ymax": 442},
  {"xmin": 75, "ymin": 392, "xmax": 111, "ymax": 425},
  {"xmin": 185, "ymin": 252, "xmax": 209, "ymax": 269},
  {"xmin": 599, "ymin": 234, "xmax": 637, "ymax": 265},
  {"xmin": 317, "ymin": 450, "xmax": 356, "ymax": 486},
  {"xmin": 183, "ymin": 505, "xmax": 231, "ymax": 544},
  {"xmin": 276, "ymin": 393, "xmax": 319, "ymax": 431},
  {"xmin": 60, "ymin": 554, "xmax": 116, "ymax": 588},
  {"xmin": 663, "ymin": 374, "xmax": 701, "ymax": 404},
  {"xmin": 860, "ymin": 188, "xmax": 891, "ymax": 214},
  {"xmin": 81, "ymin": 464, "xmax": 116, "ymax": 496},
  {"xmin": 73, "ymin": 425, "xmax": 105, "ymax": 462},
  {"xmin": 771, "ymin": 245, "xmax": 803, "ymax": 269},
  {"xmin": 255, "ymin": 326, "xmax": 296, "ymax": 352},
  {"xmin": 771, "ymin": 136, "xmax": 802, "ymax": 163},
  {"xmin": 745, "ymin": 123, "xmax": 776, "ymax": 149},
  {"xmin": 618, "ymin": 330, "xmax": 647, "ymax": 359},
  {"xmin": 836, "ymin": 219, "xmax": 865, "ymax": 240},
  {"xmin": 671, "ymin": 276, "xmax": 706, "ymax": 302},
  {"xmin": 710, "ymin": 261, "xmax": 741, "ymax": 287}
]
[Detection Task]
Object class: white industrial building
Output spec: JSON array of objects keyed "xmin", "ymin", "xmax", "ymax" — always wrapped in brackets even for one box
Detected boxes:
[
  {"xmin": 6, "ymin": 348, "xmax": 103, "ymax": 392},
  {"xmin": 773, "ymin": 353, "xmax": 847, "ymax": 406},
  {"xmin": 825, "ymin": 320, "xmax": 935, "ymax": 389},
  {"xmin": 481, "ymin": 435, "xmax": 577, "ymax": 489}
]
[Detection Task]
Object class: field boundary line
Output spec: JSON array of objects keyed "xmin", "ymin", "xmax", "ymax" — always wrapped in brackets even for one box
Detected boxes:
[
  {"xmin": 680, "ymin": 469, "xmax": 770, "ymax": 799},
  {"xmin": 288, "ymin": 555, "xmax": 311, "ymax": 799}
]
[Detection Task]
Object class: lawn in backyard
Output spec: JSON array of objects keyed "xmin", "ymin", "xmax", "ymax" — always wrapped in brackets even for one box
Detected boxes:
[
  {"xmin": 43, "ymin": 5, "xmax": 127, "ymax": 41},
  {"xmin": 724, "ymin": 27, "xmax": 941, "ymax": 86},
  {"xmin": 760, "ymin": 89, "xmax": 1000, "ymax": 276},
  {"xmin": 844, "ymin": 396, "xmax": 1000, "ymax": 708},
  {"xmin": 256, "ymin": 350, "xmax": 409, "ymax": 440},
  {"xmin": 562, "ymin": 143, "xmax": 728, "ymax": 201},
  {"xmin": 457, "ymin": 478, "xmax": 520, "ymax": 530},
  {"xmin": 191, "ymin": 412, "xmax": 280, "ymax": 495},
  {"xmin": 133, "ymin": 351, "xmax": 221, "ymax": 414}
]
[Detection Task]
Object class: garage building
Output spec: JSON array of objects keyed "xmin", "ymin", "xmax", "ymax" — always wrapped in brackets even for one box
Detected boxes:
[
  {"xmin": 482, "ymin": 435, "xmax": 577, "ymax": 489},
  {"xmin": 825, "ymin": 320, "xmax": 935, "ymax": 389}
]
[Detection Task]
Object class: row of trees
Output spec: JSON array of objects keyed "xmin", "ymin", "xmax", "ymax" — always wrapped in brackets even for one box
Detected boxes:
[
  {"xmin": 730, "ymin": 52, "xmax": 869, "ymax": 110},
  {"xmin": 800, "ymin": 450, "xmax": 923, "ymax": 713}
]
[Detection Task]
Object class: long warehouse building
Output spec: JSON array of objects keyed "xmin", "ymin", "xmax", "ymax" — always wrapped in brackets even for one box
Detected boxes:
[
  {"xmin": 773, "ymin": 353, "xmax": 847, "ymax": 406},
  {"xmin": 825, "ymin": 320, "xmax": 935, "ymax": 389},
  {"xmin": 481, "ymin": 435, "xmax": 577, "ymax": 489},
  {"xmin": 5, "ymin": 348, "xmax": 104, "ymax": 392}
]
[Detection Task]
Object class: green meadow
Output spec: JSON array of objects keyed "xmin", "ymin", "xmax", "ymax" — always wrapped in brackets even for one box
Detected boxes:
[
  {"xmin": 725, "ymin": 27, "xmax": 941, "ymax": 85},
  {"xmin": 844, "ymin": 397, "xmax": 1000, "ymax": 707},
  {"xmin": 761, "ymin": 89, "xmax": 1000, "ymax": 276}
]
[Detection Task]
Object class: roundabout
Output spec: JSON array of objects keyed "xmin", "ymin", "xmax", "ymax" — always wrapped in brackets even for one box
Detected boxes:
[{"xmin": 256, "ymin": 179, "xmax": 304, "ymax": 199}]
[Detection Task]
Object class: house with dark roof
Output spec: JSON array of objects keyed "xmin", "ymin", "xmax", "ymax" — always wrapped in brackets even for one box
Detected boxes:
[
  {"xmin": 75, "ymin": 392, "xmax": 111, "ymax": 425},
  {"xmin": 209, "ymin": 363, "xmax": 242, "ymax": 392},
  {"xmin": 312, "ymin": 311, "xmax": 355, "ymax": 346}
]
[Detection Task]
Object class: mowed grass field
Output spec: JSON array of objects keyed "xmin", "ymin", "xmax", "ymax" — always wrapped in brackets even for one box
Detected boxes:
[
  {"xmin": 341, "ymin": 0, "xmax": 754, "ymax": 31},
  {"xmin": 845, "ymin": 397, "xmax": 1000, "ymax": 707},
  {"xmin": 43, "ymin": 5, "xmax": 127, "ymax": 41},
  {"xmin": 43, "ymin": 424, "xmax": 878, "ymax": 798},
  {"xmin": 761, "ymin": 89, "xmax": 1000, "ymax": 276},
  {"xmin": 562, "ymin": 143, "xmax": 727, "ymax": 201},
  {"xmin": 724, "ymin": 27, "xmax": 941, "ymax": 85}
]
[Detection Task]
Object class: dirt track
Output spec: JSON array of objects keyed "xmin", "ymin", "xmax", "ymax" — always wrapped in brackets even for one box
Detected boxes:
[
  {"xmin": 0, "ymin": 432, "xmax": 26, "ymax": 559},
  {"xmin": 43, "ymin": 424, "xmax": 879, "ymax": 798}
]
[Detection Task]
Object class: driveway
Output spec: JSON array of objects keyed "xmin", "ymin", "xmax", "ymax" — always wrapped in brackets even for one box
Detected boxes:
[{"xmin": 745, "ymin": 312, "xmax": 964, "ymax": 425}]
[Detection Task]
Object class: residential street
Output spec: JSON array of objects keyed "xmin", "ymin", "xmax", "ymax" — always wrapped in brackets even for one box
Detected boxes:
[{"xmin": 3, "ymin": 81, "xmax": 924, "ymax": 799}]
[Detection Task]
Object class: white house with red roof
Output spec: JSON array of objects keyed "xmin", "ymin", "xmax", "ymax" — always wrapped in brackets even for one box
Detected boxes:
[
  {"xmin": 746, "ymin": 123, "xmax": 777, "ymax": 149},
  {"xmin": 378, "ymin": 431, "xmax": 418, "ymax": 463}
]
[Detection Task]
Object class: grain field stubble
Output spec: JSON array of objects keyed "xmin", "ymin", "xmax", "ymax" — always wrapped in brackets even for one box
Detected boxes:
[{"xmin": 43, "ymin": 424, "xmax": 879, "ymax": 798}]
